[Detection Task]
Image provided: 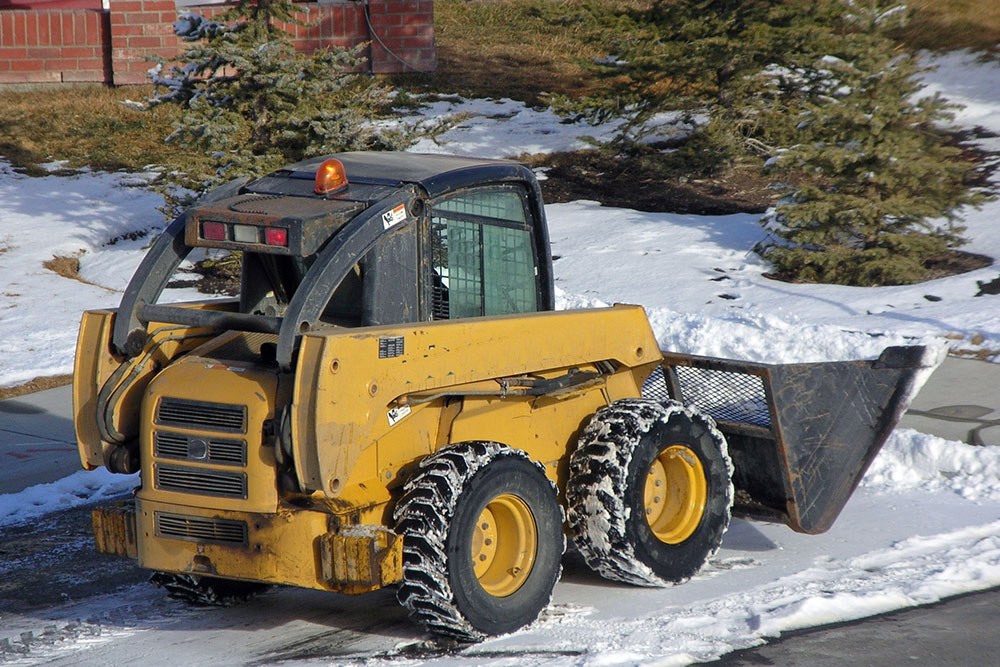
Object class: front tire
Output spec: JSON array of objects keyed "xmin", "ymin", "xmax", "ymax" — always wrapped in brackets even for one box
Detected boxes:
[
  {"xmin": 566, "ymin": 398, "xmax": 733, "ymax": 586},
  {"xmin": 393, "ymin": 441, "xmax": 564, "ymax": 641}
]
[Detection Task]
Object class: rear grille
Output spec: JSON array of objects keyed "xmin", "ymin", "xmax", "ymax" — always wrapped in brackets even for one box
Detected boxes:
[
  {"xmin": 155, "ymin": 512, "xmax": 248, "ymax": 545},
  {"xmin": 154, "ymin": 432, "xmax": 247, "ymax": 466},
  {"xmin": 155, "ymin": 464, "xmax": 248, "ymax": 499},
  {"xmin": 156, "ymin": 398, "xmax": 247, "ymax": 433}
]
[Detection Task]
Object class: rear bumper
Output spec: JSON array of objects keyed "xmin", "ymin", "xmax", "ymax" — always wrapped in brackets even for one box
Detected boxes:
[{"xmin": 94, "ymin": 499, "xmax": 401, "ymax": 594}]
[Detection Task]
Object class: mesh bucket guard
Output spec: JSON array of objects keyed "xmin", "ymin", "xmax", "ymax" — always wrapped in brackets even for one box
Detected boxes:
[{"xmin": 646, "ymin": 346, "xmax": 938, "ymax": 534}]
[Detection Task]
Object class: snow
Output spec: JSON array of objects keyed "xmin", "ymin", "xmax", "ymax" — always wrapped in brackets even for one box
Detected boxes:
[
  {"xmin": 0, "ymin": 469, "xmax": 138, "ymax": 529},
  {"xmin": 1, "ymin": 51, "xmax": 1000, "ymax": 664}
]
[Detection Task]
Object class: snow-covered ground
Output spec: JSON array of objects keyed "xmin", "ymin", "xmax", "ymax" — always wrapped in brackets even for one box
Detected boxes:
[{"xmin": 2, "ymin": 51, "xmax": 1000, "ymax": 664}]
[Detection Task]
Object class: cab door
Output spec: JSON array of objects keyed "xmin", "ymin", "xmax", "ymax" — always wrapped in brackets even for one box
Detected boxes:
[{"xmin": 422, "ymin": 184, "xmax": 545, "ymax": 320}]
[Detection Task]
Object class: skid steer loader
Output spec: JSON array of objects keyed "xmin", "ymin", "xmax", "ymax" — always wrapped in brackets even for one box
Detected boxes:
[{"xmin": 76, "ymin": 152, "xmax": 937, "ymax": 640}]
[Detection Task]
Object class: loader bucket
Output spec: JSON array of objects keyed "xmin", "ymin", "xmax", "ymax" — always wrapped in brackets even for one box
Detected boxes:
[{"xmin": 644, "ymin": 346, "xmax": 939, "ymax": 534}]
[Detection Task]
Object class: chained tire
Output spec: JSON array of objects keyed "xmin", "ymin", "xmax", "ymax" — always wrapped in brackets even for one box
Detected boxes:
[
  {"xmin": 566, "ymin": 398, "xmax": 733, "ymax": 586},
  {"xmin": 393, "ymin": 441, "xmax": 565, "ymax": 641},
  {"xmin": 150, "ymin": 572, "xmax": 270, "ymax": 606}
]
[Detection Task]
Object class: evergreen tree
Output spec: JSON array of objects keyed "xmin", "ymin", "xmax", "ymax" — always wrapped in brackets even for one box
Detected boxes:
[
  {"xmin": 755, "ymin": 2, "xmax": 987, "ymax": 285},
  {"xmin": 136, "ymin": 0, "xmax": 410, "ymax": 217},
  {"xmin": 552, "ymin": 0, "xmax": 990, "ymax": 285}
]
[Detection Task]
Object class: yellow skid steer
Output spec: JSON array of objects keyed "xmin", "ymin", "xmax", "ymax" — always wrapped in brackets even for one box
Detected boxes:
[{"xmin": 75, "ymin": 152, "xmax": 936, "ymax": 640}]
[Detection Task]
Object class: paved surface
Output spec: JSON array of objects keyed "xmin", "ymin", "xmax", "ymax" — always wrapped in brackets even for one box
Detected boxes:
[
  {"xmin": 0, "ymin": 383, "xmax": 76, "ymax": 494},
  {"xmin": 713, "ymin": 585, "xmax": 1000, "ymax": 665},
  {"xmin": 899, "ymin": 355, "xmax": 1000, "ymax": 446}
]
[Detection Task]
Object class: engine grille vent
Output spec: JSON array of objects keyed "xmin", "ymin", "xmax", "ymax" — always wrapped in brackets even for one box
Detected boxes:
[
  {"xmin": 155, "ymin": 464, "xmax": 248, "ymax": 499},
  {"xmin": 156, "ymin": 398, "xmax": 247, "ymax": 433},
  {"xmin": 155, "ymin": 512, "xmax": 248, "ymax": 545},
  {"xmin": 154, "ymin": 432, "xmax": 247, "ymax": 467}
]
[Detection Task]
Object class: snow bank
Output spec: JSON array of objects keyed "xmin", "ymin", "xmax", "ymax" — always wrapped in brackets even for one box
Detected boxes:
[{"xmin": 0, "ymin": 468, "xmax": 138, "ymax": 528}]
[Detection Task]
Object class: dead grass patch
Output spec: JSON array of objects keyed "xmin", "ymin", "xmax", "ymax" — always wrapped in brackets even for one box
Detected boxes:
[
  {"xmin": 896, "ymin": 0, "xmax": 1000, "ymax": 53},
  {"xmin": 0, "ymin": 374, "xmax": 72, "ymax": 400}
]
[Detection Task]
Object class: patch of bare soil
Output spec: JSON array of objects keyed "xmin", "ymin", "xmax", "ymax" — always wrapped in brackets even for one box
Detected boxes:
[
  {"xmin": 529, "ymin": 150, "xmax": 775, "ymax": 215},
  {"xmin": 0, "ymin": 375, "xmax": 72, "ymax": 400},
  {"xmin": 42, "ymin": 255, "xmax": 113, "ymax": 291}
]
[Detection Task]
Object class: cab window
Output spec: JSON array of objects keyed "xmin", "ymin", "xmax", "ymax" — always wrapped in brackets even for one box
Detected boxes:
[{"xmin": 429, "ymin": 187, "xmax": 539, "ymax": 319}]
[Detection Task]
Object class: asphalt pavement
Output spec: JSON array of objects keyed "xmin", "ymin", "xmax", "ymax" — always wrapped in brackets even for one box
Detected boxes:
[{"xmin": 1, "ymin": 355, "xmax": 1000, "ymax": 663}]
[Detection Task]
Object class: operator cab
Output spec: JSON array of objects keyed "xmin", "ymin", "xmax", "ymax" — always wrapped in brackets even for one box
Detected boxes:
[{"xmin": 112, "ymin": 152, "xmax": 555, "ymax": 368}]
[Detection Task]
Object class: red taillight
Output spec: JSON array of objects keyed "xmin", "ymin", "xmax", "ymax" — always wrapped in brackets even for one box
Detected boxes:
[
  {"xmin": 264, "ymin": 227, "xmax": 288, "ymax": 247},
  {"xmin": 202, "ymin": 221, "xmax": 227, "ymax": 241}
]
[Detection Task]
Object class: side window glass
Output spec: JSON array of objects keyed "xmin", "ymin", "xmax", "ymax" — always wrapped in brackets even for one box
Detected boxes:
[{"xmin": 430, "ymin": 188, "xmax": 538, "ymax": 319}]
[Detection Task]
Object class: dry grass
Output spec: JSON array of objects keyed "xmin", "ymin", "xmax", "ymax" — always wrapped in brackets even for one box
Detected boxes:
[
  {"xmin": 897, "ymin": 0, "xmax": 1000, "ymax": 53},
  {"xmin": 0, "ymin": 84, "xmax": 192, "ymax": 175},
  {"xmin": 392, "ymin": 0, "xmax": 631, "ymax": 105}
]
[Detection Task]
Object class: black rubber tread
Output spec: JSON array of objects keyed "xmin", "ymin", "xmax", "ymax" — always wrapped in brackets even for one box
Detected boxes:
[
  {"xmin": 393, "ymin": 441, "xmax": 565, "ymax": 642},
  {"xmin": 150, "ymin": 572, "xmax": 270, "ymax": 606},
  {"xmin": 566, "ymin": 398, "xmax": 733, "ymax": 587}
]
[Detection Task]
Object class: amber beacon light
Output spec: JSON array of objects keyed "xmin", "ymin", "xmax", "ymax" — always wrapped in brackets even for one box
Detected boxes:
[{"xmin": 315, "ymin": 158, "xmax": 349, "ymax": 195}]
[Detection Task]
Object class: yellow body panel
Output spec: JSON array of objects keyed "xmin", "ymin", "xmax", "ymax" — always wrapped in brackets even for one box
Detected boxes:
[
  {"xmin": 291, "ymin": 305, "xmax": 660, "ymax": 501},
  {"xmin": 84, "ymin": 304, "xmax": 663, "ymax": 594},
  {"xmin": 73, "ymin": 301, "xmax": 240, "ymax": 470}
]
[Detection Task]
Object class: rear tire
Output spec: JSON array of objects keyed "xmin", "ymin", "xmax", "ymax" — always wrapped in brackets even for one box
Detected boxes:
[
  {"xmin": 150, "ymin": 572, "xmax": 270, "ymax": 606},
  {"xmin": 566, "ymin": 398, "xmax": 733, "ymax": 586},
  {"xmin": 393, "ymin": 441, "xmax": 564, "ymax": 641}
]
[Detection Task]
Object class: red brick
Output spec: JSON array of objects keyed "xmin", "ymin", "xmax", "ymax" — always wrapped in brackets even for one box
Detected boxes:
[
  {"xmin": 142, "ymin": 0, "xmax": 177, "ymax": 11},
  {"xmin": 28, "ymin": 47, "xmax": 62, "ymax": 58},
  {"xmin": 37, "ymin": 12, "xmax": 51, "ymax": 46},
  {"xmin": 23, "ymin": 13, "xmax": 36, "ymax": 47},
  {"xmin": 74, "ymin": 14, "xmax": 87, "ymax": 45},
  {"xmin": 77, "ymin": 57, "xmax": 106, "ymax": 70},
  {"xmin": 112, "ymin": 71, "xmax": 147, "ymax": 84},
  {"xmin": 26, "ymin": 70, "xmax": 63, "ymax": 83},
  {"xmin": 147, "ymin": 22, "xmax": 176, "ymax": 36},
  {"xmin": 43, "ymin": 58, "xmax": 79, "ymax": 70},
  {"xmin": 128, "ymin": 36, "xmax": 163, "ymax": 48},
  {"xmin": 110, "ymin": 13, "xmax": 128, "ymax": 26},
  {"xmin": 62, "ymin": 69, "xmax": 104, "ymax": 82},
  {"xmin": 11, "ymin": 59, "xmax": 44, "ymax": 71},
  {"xmin": 49, "ymin": 13, "xmax": 62, "ymax": 45},
  {"xmin": 156, "ymin": 13, "xmax": 177, "ymax": 25},
  {"xmin": 368, "ymin": 13, "xmax": 402, "ymax": 27},
  {"xmin": 62, "ymin": 14, "xmax": 75, "ymax": 45},
  {"xmin": 112, "ymin": 47, "xmax": 144, "ymax": 59},
  {"xmin": 0, "ymin": 47, "xmax": 28, "ymax": 59},
  {"xmin": 400, "ymin": 37, "xmax": 433, "ymax": 49},
  {"xmin": 125, "ymin": 12, "xmax": 161, "ymax": 25},
  {"xmin": 0, "ymin": 72, "xmax": 29, "ymax": 83},
  {"xmin": 61, "ymin": 46, "xmax": 97, "ymax": 58},
  {"xmin": 110, "ymin": 1, "xmax": 145, "ymax": 12},
  {"xmin": 113, "ymin": 24, "xmax": 145, "ymax": 36},
  {"xmin": 382, "ymin": 24, "xmax": 420, "ymax": 38},
  {"xmin": 0, "ymin": 14, "xmax": 12, "ymax": 45}
]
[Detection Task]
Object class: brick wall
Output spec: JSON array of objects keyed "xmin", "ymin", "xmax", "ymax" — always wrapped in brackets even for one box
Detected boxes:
[
  {"xmin": 0, "ymin": 9, "xmax": 109, "ymax": 83},
  {"xmin": 0, "ymin": 0, "xmax": 436, "ymax": 86}
]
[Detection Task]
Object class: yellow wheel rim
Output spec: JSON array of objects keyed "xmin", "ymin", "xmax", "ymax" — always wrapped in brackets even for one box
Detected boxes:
[
  {"xmin": 471, "ymin": 493, "xmax": 537, "ymax": 597},
  {"xmin": 644, "ymin": 445, "xmax": 707, "ymax": 544}
]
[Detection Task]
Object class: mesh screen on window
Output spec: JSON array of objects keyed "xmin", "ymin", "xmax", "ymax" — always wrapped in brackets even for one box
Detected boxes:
[{"xmin": 430, "ymin": 190, "xmax": 536, "ymax": 319}]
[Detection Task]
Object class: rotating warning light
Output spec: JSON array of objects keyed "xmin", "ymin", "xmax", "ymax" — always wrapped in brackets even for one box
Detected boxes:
[{"xmin": 315, "ymin": 158, "xmax": 348, "ymax": 195}]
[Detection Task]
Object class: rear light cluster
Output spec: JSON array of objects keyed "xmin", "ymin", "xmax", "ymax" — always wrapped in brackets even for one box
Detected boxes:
[{"xmin": 201, "ymin": 221, "xmax": 288, "ymax": 247}]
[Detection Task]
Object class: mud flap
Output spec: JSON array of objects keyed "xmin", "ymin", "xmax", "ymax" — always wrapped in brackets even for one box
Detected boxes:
[
  {"xmin": 319, "ymin": 526, "xmax": 403, "ymax": 594},
  {"xmin": 651, "ymin": 346, "xmax": 940, "ymax": 534},
  {"xmin": 92, "ymin": 504, "xmax": 138, "ymax": 558}
]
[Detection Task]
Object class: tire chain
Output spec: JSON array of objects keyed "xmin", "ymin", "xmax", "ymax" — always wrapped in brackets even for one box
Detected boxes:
[
  {"xmin": 392, "ymin": 441, "xmax": 563, "ymax": 642},
  {"xmin": 566, "ymin": 398, "xmax": 729, "ymax": 587},
  {"xmin": 149, "ymin": 572, "xmax": 265, "ymax": 607}
]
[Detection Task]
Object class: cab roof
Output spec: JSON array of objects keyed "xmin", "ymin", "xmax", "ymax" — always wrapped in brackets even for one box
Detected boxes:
[{"xmin": 280, "ymin": 152, "xmax": 533, "ymax": 199}]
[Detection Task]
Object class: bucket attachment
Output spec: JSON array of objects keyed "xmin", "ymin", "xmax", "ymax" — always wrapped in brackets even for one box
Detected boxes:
[{"xmin": 646, "ymin": 346, "xmax": 939, "ymax": 534}]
